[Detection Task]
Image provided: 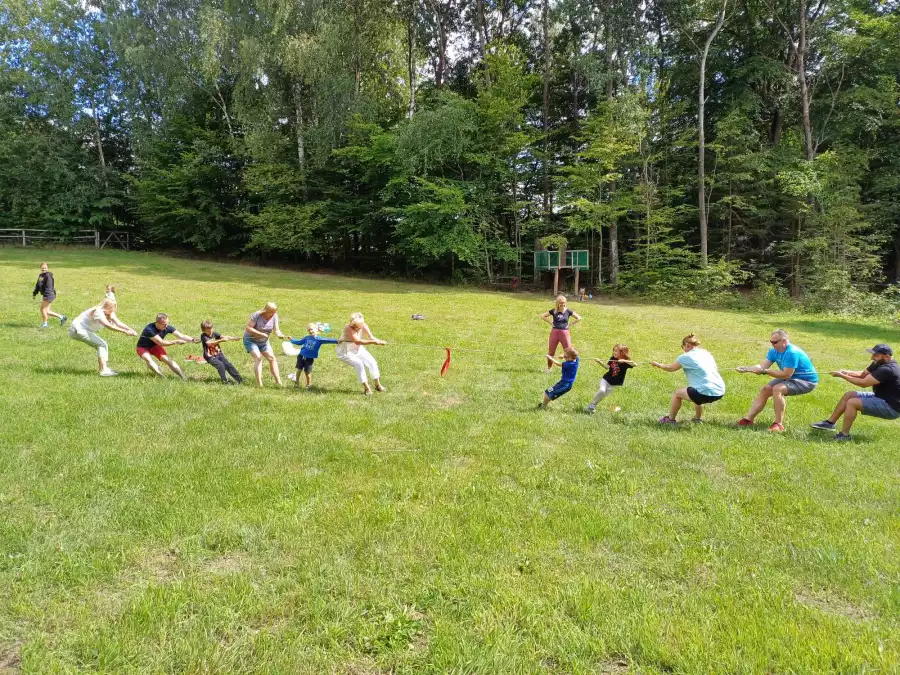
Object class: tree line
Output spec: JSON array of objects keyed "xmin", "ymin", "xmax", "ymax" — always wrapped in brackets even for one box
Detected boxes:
[{"xmin": 1, "ymin": 0, "xmax": 898, "ymax": 310}]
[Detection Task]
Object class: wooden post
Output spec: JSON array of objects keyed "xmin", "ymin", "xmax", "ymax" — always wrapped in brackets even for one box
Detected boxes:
[
  {"xmin": 553, "ymin": 268, "xmax": 559, "ymax": 297},
  {"xmin": 22, "ymin": 230, "xmax": 26, "ymax": 246},
  {"xmin": 95, "ymin": 230, "xmax": 100, "ymax": 249},
  {"xmin": 125, "ymin": 233, "xmax": 129, "ymax": 250},
  {"xmin": 574, "ymin": 268, "xmax": 580, "ymax": 299}
]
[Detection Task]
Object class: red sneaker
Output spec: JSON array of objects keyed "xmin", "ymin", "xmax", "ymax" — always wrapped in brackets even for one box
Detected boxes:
[
  {"xmin": 736, "ymin": 418, "xmax": 754, "ymax": 427},
  {"xmin": 768, "ymin": 423, "xmax": 785, "ymax": 432}
]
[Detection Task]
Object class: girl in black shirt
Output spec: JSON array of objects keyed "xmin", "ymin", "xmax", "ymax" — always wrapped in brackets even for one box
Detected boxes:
[
  {"xmin": 540, "ymin": 294, "xmax": 582, "ymax": 372},
  {"xmin": 33, "ymin": 262, "xmax": 67, "ymax": 328}
]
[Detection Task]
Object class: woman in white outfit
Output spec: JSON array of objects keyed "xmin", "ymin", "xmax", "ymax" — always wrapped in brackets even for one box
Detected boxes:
[
  {"xmin": 68, "ymin": 298, "xmax": 138, "ymax": 376},
  {"xmin": 337, "ymin": 313, "xmax": 387, "ymax": 395}
]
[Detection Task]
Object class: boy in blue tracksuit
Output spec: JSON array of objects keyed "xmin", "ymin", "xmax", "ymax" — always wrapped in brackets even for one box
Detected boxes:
[
  {"xmin": 539, "ymin": 347, "xmax": 580, "ymax": 408},
  {"xmin": 289, "ymin": 323, "xmax": 340, "ymax": 388}
]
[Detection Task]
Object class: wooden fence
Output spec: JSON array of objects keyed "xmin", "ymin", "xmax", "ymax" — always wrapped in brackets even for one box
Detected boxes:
[{"xmin": 0, "ymin": 229, "xmax": 130, "ymax": 250}]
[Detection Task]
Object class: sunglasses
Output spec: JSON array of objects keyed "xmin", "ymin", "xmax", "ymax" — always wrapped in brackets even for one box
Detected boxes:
[{"xmin": 770, "ymin": 339, "xmax": 782, "ymax": 345}]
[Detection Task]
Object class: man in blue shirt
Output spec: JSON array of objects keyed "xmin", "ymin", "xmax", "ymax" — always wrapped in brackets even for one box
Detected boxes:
[
  {"xmin": 288, "ymin": 323, "xmax": 341, "ymax": 388},
  {"xmin": 735, "ymin": 328, "xmax": 818, "ymax": 432}
]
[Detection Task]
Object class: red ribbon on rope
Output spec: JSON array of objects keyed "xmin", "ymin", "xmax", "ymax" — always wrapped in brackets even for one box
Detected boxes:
[{"xmin": 440, "ymin": 348, "xmax": 451, "ymax": 377}]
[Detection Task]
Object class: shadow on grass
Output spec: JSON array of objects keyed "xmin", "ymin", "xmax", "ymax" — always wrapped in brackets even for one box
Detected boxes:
[
  {"xmin": 781, "ymin": 319, "xmax": 898, "ymax": 342},
  {"xmin": 30, "ymin": 365, "xmax": 147, "ymax": 379}
]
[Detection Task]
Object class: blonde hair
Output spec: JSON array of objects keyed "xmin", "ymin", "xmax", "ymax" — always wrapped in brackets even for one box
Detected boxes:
[
  {"xmin": 771, "ymin": 328, "xmax": 789, "ymax": 340},
  {"xmin": 350, "ymin": 317, "xmax": 365, "ymax": 329},
  {"xmin": 307, "ymin": 322, "xmax": 318, "ymax": 334},
  {"xmin": 264, "ymin": 302, "xmax": 278, "ymax": 313},
  {"xmin": 555, "ymin": 295, "xmax": 567, "ymax": 308},
  {"xmin": 682, "ymin": 333, "xmax": 701, "ymax": 348},
  {"xmin": 350, "ymin": 312, "xmax": 364, "ymax": 322},
  {"xmin": 100, "ymin": 298, "xmax": 117, "ymax": 312},
  {"xmin": 563, "ymin": 346, "xmax": 579, "ymax": 359},
  {"xmin": 40, "ymin": 262, "xmax": 49, "ymax": 270},
  {"xmin": 613, "ymin": 343, "xmax": 630, "ymax": 360},
  {"xmin": 201, "ymin": 319, "xmax": 213, "ymax": 330}
]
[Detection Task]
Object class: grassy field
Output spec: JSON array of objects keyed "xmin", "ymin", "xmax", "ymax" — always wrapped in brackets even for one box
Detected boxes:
[{"xmin": 0, "ymin": 248, "xmax": 898, "ymax": 673}]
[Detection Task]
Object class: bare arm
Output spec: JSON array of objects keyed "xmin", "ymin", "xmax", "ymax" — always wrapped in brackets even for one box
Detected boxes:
[
  {"xmin": 737, "ymin": 358, "xmax": 774, "ymax": 374},
  {"xmin": 650, "ymin": 361, "xmax": 682, "ymax": 372},
  {"xmin": 569, "ymin": 311, "xmax": 582, "ymax": 325},
  {"xmin": 171, "ymin": 329, "xmax": 198, "ymax": 343},
  {"xmin": 98, "ymin": 315, "xmax": 136, "ymax": 336},
  {"xmin": 540, "ymin": 311, "xmax": 553, "ymax": 324},
  {"xmin": 546, "ymin": 355, "xmax": 564, "ymax": 367},
  {"xmin": 832, "ymin": 371, "xmax": 879, "ymax": 387}
]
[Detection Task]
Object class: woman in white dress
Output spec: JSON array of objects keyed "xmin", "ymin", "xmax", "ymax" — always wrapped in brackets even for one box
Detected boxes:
[{"xmin": 337, "ymin": 313, "xmax": 387, "ymax": 395}]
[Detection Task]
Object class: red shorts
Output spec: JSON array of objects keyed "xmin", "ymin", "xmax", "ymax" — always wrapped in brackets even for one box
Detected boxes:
[{"xmin": 137, "ymin": 344, "xmax": 167, "ymax": 360}]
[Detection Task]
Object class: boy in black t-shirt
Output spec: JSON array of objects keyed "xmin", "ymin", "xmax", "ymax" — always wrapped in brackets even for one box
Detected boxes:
[
  {"xmin": 199, "ymin": 320, "xmax": 242, "ymax": 384},
  {"xmin": 585, "ymin": 344, "xmax": 636, "ymax": 414}
]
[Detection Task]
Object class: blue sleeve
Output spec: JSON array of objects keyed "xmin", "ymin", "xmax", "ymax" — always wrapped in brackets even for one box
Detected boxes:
[
  {"xmin": 316, "ymin": 337, "xmax": 339, "ymax": 345},
  {"xmin": 765, "ymin": 348, "xmax": 778, "ymax": 364},
  {"xmin": 781, "ymin": 350, "xmax": 800, "ymax": 370},
  {"xmin": 289, "ymin": 337, "xmax": 305, "ymax": 345}
]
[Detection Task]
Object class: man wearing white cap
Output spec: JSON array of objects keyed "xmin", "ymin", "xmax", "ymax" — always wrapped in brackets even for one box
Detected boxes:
[{"xmin": 811, "ymin": 344, "xmax": 900, "ymax": 441}]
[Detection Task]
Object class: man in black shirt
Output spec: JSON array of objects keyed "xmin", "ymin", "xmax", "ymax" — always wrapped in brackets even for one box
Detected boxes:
[
  {"xmin": 136, "ymin": 312, "xmax": 198, "ymax": 380},
  {"xmin": 811, "ymin": 344, "xmax": 900, "ymax": 441}
]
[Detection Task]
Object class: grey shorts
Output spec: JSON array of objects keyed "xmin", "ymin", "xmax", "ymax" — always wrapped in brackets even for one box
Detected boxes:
[
  {"xmin": 768, "ymin": 378, "xmax": 817, "ymax": 396},
  {"xmin": 858, "ymin": 392, "xmax": 900, "ymax": 420}
]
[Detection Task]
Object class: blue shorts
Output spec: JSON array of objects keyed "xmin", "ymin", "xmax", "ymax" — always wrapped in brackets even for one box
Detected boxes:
[
  {"xmin": 243, "ymin": 335, "xmax": 271, "ymax": 353},
  {"xmin": 545, "ymin": 381, "xmax": 574, "ymax": 401},
  {"xmin": 858, "ymin": 392, "xmax": 900, "ymax": 420}
]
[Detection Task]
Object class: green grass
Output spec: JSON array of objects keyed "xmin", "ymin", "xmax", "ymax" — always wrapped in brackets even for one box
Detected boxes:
[{"xmin": 1, "ymin": 248, "xmax": 898, "ymax": 673}]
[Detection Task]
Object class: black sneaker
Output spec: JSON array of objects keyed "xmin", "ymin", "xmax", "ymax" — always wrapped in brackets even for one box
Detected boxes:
[
  {"xmin": 832, "ymin": 432, "xmax": 852, "ymax": 442},
  {"xmin": 810, "ymin": 420, "xmax": 836, "ymax": 431}
]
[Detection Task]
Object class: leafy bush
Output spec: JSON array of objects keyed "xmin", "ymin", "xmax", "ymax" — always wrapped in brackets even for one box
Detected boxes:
[{"xmin": 618, "ymin": 246, "xmax": 749, "ymax": 306}]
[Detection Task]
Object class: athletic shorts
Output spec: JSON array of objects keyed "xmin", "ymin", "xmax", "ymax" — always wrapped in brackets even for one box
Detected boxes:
[
  {"xmin": 687, "ymin": 387, "xmax": 724, "ymax": 405},
  {"xmin": 243, "ymin": 335, "xmax": 271, "ymax": 353},
  {"xmin": 42, "ymin": 292, "xmax": 56, "ymax": 302},
  {"xmin": 768, "ymin": 378, "xmax": 817, "ymax": 396},
  {"xmin": 545, "ymin": 381, "xmax": 574, "ymax": 401},
  {"xmin": 137, "ymin": 344, "xmax": 167, "ymax": 360},
  {"xmin": 858, "ymin": 392, "xmax": 900, "ymax": 420},
  {"xmin": 296, "ymin": 356, "xmax": 315, "ymax": 373}
]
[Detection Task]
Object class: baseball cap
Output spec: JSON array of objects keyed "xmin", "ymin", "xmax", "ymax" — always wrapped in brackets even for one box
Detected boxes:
[{"xmin": 866, "ymin": 344, "xmax": 893, "ymax": 356}]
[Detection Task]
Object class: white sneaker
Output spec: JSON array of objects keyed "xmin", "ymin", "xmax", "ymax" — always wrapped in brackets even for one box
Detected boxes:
[
  {"xmin": 99, "ymin": 369, "xmax": 118, "ymax": 377},
  {"xmin": 287, "ymin": 372, "xmax": 297, "ymax": 382}
]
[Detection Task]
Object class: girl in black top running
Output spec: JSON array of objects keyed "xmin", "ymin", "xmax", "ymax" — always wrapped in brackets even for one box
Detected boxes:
[{"xmin": 33, "ymin": 262, "xmax": 67, "ymax": 329}]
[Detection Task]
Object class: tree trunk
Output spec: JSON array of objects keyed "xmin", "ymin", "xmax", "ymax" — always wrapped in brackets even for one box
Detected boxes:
[
  {"xmin": 609, "ymin": 221, "xmax": 619, "ymax": 286},
  {"xmin": 541, "ymin": 0, "xmax": 552, "ymax": 216},
  {"xmin": 90, "ymin": 99, "xmax": 107, "ymax": 189},
  {"xmin": 292, "ymin": 81, "xmax": 306, "ymax": 179},
  {"xmin": 698, "ymin": 0, "xmax": 728, "ymax": 268},
  {"xmin": 407, "ymin": 14, "xmax": 416, "ymax": 118},
  {"xmin": 797, "ymin": 0, "xmax": 814, "ymax": 161}
]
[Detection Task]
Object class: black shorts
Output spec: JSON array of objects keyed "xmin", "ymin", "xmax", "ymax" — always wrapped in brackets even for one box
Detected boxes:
[
  {"xmin": 296, "ymin": 356, "xmax": 315, "ymax": 373},
  {"xmin": 687, "ymin": 387, "xmax": 724, "ymax": 405},
  {"xmin": 42, "ymin": 292, "xmax": 56, "ymax": 302}
]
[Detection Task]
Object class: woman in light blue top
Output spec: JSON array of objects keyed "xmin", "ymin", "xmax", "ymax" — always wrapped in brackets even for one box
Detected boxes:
[{"xmin": 650, "ymin": 333, "xmax": 725, "ymax": 424}]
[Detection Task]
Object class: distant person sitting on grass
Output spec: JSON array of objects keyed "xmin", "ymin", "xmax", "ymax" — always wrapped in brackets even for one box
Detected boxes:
[
  {"xmin": 68, "ymin": 298, "xmax": 137, "ymax": 376},
  {"xmin": 337, "ymin": 313, "xmax": 387, "ymax": 396},
  {"xmin": 539, "ymin": 347, "xmax": 580, "ymax": 409},
  {"xmin": 244, "ymin": 302, "xmax": 285, "ymax": 387},
  {"xmin": 136, "ymin": 312, "xmax": 197, "ymax": 380},
  {"xmin": 584, "ymin": 343, "xmax": 636, "ymax": 414},
  {"xmin": 33, "ymin": 262, "xmax": 67, "ymax": 329},
  {"xmin": 200, "ymin": 320, "xmax": 242, "ymax": 385},
  {"xmin": 735, "ymin": 329, "xmax": 818, "ymax": 432},
  {"xmin": 651, "ymin": 334, "xmax": 726, "ymax": 424},
  {"xmin": 288, "ymin": 323, "xmax": 340, "ymax": 389},
  {"xmin": 811, "ymin": 344, "xmax": 900, "ymax": 441}
]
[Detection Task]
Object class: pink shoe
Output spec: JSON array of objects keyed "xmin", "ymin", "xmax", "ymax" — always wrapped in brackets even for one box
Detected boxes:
[
  {"xmin": 736, "ymin": 418, "xmax": 754, "ymax": 427},
  {"xmin": 768, "ymin": 423, "xmax": 785, "ymax": 433},
  {"xmin": 658, "ymin": 416, "xmax": 677, "ymax": 425}
]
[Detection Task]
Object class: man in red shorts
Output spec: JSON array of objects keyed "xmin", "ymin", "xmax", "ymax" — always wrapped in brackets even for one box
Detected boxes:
[{"xmin": 136, "ymin": 312, "xmax": 198, "ymax": 379}]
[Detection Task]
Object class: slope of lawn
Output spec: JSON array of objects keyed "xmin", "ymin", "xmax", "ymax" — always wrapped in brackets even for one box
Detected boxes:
[{"xmin": 0, "ymin": 248, "xmax": 898, "ymax": 673}]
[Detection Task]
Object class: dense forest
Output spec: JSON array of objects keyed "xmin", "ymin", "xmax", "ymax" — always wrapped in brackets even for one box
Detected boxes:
[{"xmin": 1, "ymin": 0, "xmax": 898, "ymax": 309}]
